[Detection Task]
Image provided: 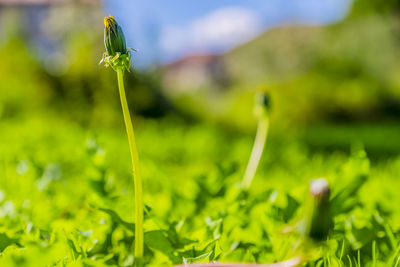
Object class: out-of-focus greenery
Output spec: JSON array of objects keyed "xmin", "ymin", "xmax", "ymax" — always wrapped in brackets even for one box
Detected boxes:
[
  {"xmin": 0, "ymin": 8, "xmax": 172, "ymax": 127},
  {"xmin": 162, "ymin": 1, "xmax": 400, "ymax": 135},
  {"xmin": 221, "ymin": 13, "xmax": 400, "ymax": 131},
  {"xmin": 1, "ymin": 116, "xmax": 400, "ymax": 266},
  {"xmin": 1, "ymin": 1, "xmax": 400, "ymax": 266}
]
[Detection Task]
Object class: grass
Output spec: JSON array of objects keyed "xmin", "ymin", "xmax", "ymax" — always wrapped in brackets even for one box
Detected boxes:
[{"xmin": 0, "ymin": 115, "xmax": 400, "ymax": 266}]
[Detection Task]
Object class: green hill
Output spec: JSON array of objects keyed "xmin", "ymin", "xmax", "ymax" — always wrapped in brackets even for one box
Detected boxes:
[{"xmin": 223, "ymin": 13, "xmax": 400, "ymax": 128}]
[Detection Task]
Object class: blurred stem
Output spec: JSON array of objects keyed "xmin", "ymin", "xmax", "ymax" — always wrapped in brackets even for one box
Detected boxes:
[
  {"xmin": 117, "ymin": 69, "xmax": 144, "ymax": 265},
  {"xmin": 241, "ymin": 116, "xmax": 269, "ymax": 189}
]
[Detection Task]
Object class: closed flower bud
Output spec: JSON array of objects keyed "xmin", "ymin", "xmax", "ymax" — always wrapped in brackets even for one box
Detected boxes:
[
  {"xmin": 305, "ymin": 178, "xmax": 332, "ymax": 241},
  {"xmin": 101, "ymin": 15, "xmax": 134, "ymax": 71},
  {"xmin": 254, "ymin": 90, "xmax": 271, "ymax": 118},
  {"xmin": 104, "ymin": 16, "xmax": 127, "ymax": 57}
]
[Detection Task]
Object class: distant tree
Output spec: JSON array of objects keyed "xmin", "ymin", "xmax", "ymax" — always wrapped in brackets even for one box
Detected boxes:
[{"xmin": 350, "ymin": 0, "xmax": 400, "ymax": 16}]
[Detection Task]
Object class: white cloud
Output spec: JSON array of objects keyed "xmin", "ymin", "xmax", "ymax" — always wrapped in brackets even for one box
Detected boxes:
[{"xmin": 161, "ymin": 7, "xmax": 262, "ymax": 60}]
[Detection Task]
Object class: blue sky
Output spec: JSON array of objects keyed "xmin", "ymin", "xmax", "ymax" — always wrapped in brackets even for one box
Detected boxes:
[{"xmin": 104, "ymin": 0, "xmax": 352, "ymax": 67}]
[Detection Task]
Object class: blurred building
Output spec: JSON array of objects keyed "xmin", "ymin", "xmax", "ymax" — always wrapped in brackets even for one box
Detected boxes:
[{"xmin": 162, "ymin": 53, "xmax": 230, "ymax": 95}]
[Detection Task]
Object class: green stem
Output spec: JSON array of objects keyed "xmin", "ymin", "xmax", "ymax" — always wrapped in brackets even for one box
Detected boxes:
[
  {"xmin": 241, "ymin": 116, "xmax": 269, "ymax": 189},
  {"xmin": 117, "ymin": 69, "xmax": 144, "ymax": 265}
]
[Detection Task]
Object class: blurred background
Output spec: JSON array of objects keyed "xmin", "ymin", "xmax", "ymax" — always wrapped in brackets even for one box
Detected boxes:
[{"xmin": 1, "ymin": 0, "xmax": 400, "ymax": 156}]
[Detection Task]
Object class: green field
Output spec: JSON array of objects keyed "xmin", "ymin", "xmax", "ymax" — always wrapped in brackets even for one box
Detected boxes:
[{"xmin": 1, "ymin": 114, "xmax": 400, "ymax": 266}]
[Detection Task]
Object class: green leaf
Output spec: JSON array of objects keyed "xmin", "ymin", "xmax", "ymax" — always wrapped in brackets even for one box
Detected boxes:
[
  {"xmin": 144, "ymin": 230, "xmax": 180, "ymax": 263},
  {"xmin": 98, "ymin": 207, "xmax": 135, "ymax": 233},
  {"xmin": 0, "ymin": 233, "xmax": 19, "ymax": 252}
]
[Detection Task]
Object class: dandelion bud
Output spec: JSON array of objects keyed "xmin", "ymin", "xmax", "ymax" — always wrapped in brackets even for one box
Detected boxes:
[
  {"xmin": 306, "ymin": 178, "xmax": 332, "ymax": 241},
  {"xmin": 254, "ymin": 90, "xmax": 271, "ymax": 118},
  {"xmin": 104, "ymin": 16, "xmax": 127, "ymax": 57},
  {"xmin": 101, "ymin": 15, "xmax": 133, "ymax": 71},
  {"xmin": 310, "ymin": 178, "xmax": 330, "ymax": 200}
]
